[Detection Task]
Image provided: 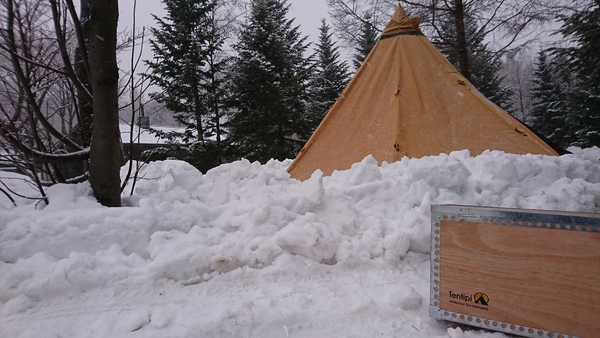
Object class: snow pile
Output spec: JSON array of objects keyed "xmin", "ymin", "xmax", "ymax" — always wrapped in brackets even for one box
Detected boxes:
[{"xmin": 1, "ymin": 148, "xmax": 599, "ymax": 337}]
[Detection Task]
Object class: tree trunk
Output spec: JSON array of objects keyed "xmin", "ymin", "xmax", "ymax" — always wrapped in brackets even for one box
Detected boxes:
[
  {"xmin": 88, "ymin": 0, "xmax": 121, "ymax": 207},
  {"xmin": 193, "ymin": 74, "xmax": 205, "ymax": 143},
  {"xmin": 209, "ymin": 54, "xmax": 223, "ymax": 164},
  {"xmin": 76, "ymin": 0, "xmax": 93, "ymax": 147},
  {"xmin": 454, "ymin": 0, "xmax": 471, "ymax": 81}
]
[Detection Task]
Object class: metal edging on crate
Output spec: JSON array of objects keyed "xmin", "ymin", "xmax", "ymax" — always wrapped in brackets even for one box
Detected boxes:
[{"xmin": 429, "ymin": 204, "xmax": 600, "ymax": 338}]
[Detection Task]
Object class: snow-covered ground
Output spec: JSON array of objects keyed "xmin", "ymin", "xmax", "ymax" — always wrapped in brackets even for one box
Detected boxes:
[{"xmin": 1, "ymin": 148, "xmax": 599, "ymax": 337}]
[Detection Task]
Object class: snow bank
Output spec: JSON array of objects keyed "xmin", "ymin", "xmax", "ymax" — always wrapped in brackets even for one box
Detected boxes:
[{"xmin": 1, "ymin": 148, "xmax": 599, "ymax": 337}]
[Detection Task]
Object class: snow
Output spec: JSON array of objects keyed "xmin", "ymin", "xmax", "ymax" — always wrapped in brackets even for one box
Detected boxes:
[{"xmin": 1, "ymin": 148, "xmax": 600, "ymax": 337}]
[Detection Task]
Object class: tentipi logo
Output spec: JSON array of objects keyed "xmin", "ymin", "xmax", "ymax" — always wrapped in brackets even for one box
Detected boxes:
[{"xmin": 474, "ymin": 292, "xmax": 489, "ymax": 306}]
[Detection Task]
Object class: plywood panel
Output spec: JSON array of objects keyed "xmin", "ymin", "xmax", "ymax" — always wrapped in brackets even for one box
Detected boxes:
[{"xmin": 430, "ymin": 206, "xmax": 600, "ymax": 338}]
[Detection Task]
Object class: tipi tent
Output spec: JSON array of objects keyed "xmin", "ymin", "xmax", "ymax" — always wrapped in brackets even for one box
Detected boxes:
[{"xmin": 287, "ymin": 6, "xmax": 558, "ymax": 181}]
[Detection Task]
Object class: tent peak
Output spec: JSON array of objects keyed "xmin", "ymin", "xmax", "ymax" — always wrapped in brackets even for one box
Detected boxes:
[{"xmin": 382, "ymin": 5, "xmax": 421, "ymax": 36}]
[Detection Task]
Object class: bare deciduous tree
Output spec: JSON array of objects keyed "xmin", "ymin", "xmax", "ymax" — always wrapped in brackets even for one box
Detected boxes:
[
  {"xmin": 327, "ymin": 0, "xmax": 564, "ymax": 80},
  {"xmin": 87, "ymin": 0, "xmax": 120, "ymax": 207},
  {"xmin": 1, "ymin": 0, "xmax": 121, "ymax": 207}
]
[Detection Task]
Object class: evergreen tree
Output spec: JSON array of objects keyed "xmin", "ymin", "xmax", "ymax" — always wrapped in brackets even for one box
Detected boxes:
[
  {"xmin": 555, "ymin": 1, "xmax": 600, "ymax": 147},
  {"xmin": 434, "ymin": 10, "xmax": 514, "ymax": 112},
  {"xmin": 307, "ymin": 19, "xmax": 350, "ymax": 132},
  {"xmin": 468, "ymin": 40, "xmax": 514, "ymax": 112},
  {"xmin": 529, "ymin": 50, "xmax": 575, "ymax": 148},
  {"xmin": 227, "ymin": 0, "xmax": 312, "ymax": 163},
  {"xmin": 199, "ymin": 6, "xmax": 232, "ymax": 165},
  {"xmin": 353, "ymin": 15, "xmax": 378, "ymax": 70},
  {"xmin": 146, "ymin": 0, "xmax": 231, "ymax": 170},
  {"xmin": 146, "ymin": 0, "xmax": 215, "ymax": 144}
]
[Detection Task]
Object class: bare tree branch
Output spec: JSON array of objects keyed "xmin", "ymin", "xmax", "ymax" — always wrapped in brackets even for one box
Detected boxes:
[
  {"xmin": 5, "ymin": 0, "xmax": 83, "ymax": 151},
  {"xmin": 48, "ymin": 0, "xmax": 92, "ymax": 104},
  {"xmin": 65, "ymin": 0, "xmax": 90, "ymax": 81},
  {"xmin": 1, "ymin": 123, "xmax": 89, "ymax": 163}
]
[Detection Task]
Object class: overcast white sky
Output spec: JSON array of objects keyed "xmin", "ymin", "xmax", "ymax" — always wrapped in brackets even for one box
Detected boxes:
[
  {"xmin": 118, "ymin": 0, "xmax": 332, "ymax": 55},
  {"xmin": 116, "ymin": 0, "xmax": 337, "ymax": 97}
]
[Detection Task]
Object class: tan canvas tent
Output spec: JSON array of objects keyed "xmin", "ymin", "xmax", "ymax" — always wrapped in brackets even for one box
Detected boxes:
[{"xmin": 287, "ymin": 6, "xmax": 558, "ymax": 181}]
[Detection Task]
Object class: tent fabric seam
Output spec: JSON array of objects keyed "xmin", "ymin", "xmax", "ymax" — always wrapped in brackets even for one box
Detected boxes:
[{"xmin": 379, "ymin": 31, "xmax": 423, "ymax": 40}]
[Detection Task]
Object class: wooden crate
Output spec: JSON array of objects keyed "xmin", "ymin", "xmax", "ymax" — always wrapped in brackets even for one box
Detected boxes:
[{"xmin": 429, "ymin": 205, "xmax": 600, "ymax": 338}]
